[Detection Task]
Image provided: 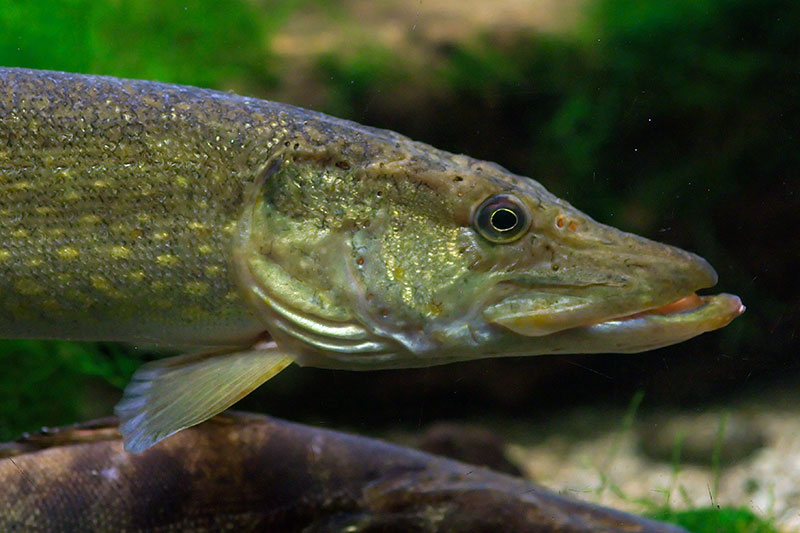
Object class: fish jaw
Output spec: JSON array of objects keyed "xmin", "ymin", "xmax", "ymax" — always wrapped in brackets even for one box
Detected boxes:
[
  {"xmin": 491, "ymin": 293, "xmax": 744, "ymax": 356},
  {"xmin": 569, "ymin": 292, "xmax": 745, "ymax": 353}
]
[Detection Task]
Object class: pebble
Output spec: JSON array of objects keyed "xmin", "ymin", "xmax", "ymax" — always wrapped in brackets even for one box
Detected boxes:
[
  {"xmin": 637, "ymin": 411, "xmax": 766, "ymax": 465},
  {"xmin": 416, "ymin": 421, "xmax": 523, "ymax": 476}
]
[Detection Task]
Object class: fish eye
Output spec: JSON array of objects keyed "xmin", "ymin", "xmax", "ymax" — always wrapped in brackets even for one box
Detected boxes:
[{"xmin": 473, "ymin": 194, "xmax": 531, "ymax": 243}]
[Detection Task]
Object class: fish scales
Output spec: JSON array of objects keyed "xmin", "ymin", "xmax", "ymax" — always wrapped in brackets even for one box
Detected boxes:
[{"xmin": 0, "ymin": 69, "xmax": 276, "ymax": 344}]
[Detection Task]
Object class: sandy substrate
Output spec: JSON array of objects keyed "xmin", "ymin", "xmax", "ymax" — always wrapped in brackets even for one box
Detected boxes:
[{"xmin": 501, "ymin": 386, "xmax": 799, "ymax": 532}]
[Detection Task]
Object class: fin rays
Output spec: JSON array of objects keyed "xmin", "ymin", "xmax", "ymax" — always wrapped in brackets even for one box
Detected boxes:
[{"xmin": 116, "ymin": 343, "xmax": 292, "ymax": 453}]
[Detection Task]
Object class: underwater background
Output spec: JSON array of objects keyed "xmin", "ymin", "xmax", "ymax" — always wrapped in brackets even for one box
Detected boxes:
[{"xmin": 0, "ymin": 0, "xmax": 796, "ymax": 531}]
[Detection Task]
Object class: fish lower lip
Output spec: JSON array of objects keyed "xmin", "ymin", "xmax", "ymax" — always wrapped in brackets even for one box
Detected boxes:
[
  {"xmin": 558, "ymin": 292, "xmax": 745, "ymax": 353},
  {"xmin": 592, "ymin": 293, "xmax": 745, "ymax": 329}
]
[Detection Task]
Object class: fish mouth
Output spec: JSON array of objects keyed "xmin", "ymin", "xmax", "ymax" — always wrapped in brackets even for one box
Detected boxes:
[
  {"xmin": 486, "ymin": 290, "xmax": 744, "ymax": 354},
  {"xmin": 572, "ymin": 292, "xmax": 745, "ymax": 352},
  {"xmin": 592, "ymin": 291, "xmax": 743, "ymax": 330},
  {"xmin": 601, "ymin": 292, "xmax": 738, "ymax": 323}
]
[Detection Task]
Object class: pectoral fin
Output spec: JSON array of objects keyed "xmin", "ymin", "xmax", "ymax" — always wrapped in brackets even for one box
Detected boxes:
[{"xmin": 115, "ymin": 341, "xmax": 293, "ymax": 453}]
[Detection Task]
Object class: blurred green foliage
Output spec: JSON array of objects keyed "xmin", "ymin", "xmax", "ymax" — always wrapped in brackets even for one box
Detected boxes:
[
  {"xmin": 0, "ymin": 0, "xmax": 275, "ymax": 88},
  {"xmin": 0, "ymin": 340, "xmax": 137, "ymax": 441},
  {"xmin": 316, "ymin": 46, "xmax": 403, "ymax": 119},
  {"xmin": 648, "ymin": 507, "xmax": 778, "ymax": 533}
]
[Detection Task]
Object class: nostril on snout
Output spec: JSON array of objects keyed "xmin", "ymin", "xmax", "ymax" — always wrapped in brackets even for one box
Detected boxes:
[{"xmin": 555, "ymin": 215, "xmax": 578, "ymax": 231}]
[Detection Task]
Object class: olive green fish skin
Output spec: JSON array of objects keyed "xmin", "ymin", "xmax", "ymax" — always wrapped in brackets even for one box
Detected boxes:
[
  {"xmin": 0, "ymin": 68, "xmax": 275, "ymax": 344},
  {"xmin": 0, "ymin": 67, "xmax": 521, "ymax": 349}
]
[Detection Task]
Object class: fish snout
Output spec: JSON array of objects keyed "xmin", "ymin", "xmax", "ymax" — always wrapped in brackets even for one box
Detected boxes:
[
  {"xmin": 680, "ymin": 249, "xmax": 718, "ymax": 290},
  {"xmin": 481, "ymin": 227, "xmax": 721, "ymax": 338},
  {"xmin": 629, "ymin": 239, "xmax": 719, "ymax": 299}
]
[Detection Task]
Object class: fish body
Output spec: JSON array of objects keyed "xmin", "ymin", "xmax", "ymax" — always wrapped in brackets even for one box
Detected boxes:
[{"xmin": 0, "ymin": 68, "xmax": 744, "ymax": 451}]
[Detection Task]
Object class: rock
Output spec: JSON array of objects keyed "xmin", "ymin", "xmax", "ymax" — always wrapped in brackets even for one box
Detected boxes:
[
  {"xmin": 0, "ymin": 412, "xmax": 687, "ymax": 532},
  {"xmin": 638, "ymin": 411, "xmax": 766, "ymax": 466}
]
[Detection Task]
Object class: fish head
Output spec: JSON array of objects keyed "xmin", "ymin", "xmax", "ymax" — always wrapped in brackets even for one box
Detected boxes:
[
  {"xmin": 235, "ymin": 131, "xmax": 743, "ymax": 367},
  {"xmin": 454, "ymin": 169, "xmax": 744, "ymax": 356}
]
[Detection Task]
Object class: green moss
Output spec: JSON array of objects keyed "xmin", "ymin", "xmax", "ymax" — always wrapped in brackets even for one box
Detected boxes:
[{"xmin": 649, "ymin": 507, "xmax": 778, "ymax": 533}]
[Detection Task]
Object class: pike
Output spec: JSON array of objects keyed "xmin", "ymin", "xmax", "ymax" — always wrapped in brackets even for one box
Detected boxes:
[{"xmin": 0, "ymin": 68, "xmax": 743, "ymax": 453}]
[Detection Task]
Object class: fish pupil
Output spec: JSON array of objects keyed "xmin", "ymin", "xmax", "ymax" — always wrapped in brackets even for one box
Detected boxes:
[
  {"xmin": 473, "ymin": 193, "xmax": 530, "ymax": 243},
  {"xmin": 491, "ymin": 208, "xmax": 518, "ymax": 231}
]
